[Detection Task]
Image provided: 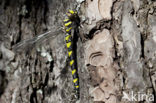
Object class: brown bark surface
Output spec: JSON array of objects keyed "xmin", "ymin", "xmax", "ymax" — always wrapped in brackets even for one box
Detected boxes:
[{"xmin": 0, "ymin": 0, "xmax": 156, "ymax": 103}]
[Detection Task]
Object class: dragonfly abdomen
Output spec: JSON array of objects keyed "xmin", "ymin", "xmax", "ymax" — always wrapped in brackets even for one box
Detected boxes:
[{"xmin": 64, "ymin": 10, "xmax": 80, "ymax": 99}]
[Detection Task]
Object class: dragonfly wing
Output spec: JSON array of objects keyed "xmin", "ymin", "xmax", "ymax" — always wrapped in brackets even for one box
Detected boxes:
[{"xmin": 12, "ymin": 28, "xmax": 63, "ymax": 53}]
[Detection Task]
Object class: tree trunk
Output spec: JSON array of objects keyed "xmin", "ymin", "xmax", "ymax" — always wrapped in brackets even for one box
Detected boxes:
[{"xmin": 0, "ymin": 0, "xmax": 156, "ymax": 103}]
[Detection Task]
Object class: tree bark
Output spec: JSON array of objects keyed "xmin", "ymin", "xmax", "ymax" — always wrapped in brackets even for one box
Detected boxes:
[{"xmin": 0, "ymin": 0, "xmax": 156, "ymax": 103}]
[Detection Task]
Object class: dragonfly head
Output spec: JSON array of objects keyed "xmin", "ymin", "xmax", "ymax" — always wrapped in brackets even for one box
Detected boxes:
[
  {"xmin": 66, "ymin": 10, "xmax": 80, "ymax": 27},
  {"xmin": 66, "ymin": 10, "xmax": 78, "ymax": 21}
]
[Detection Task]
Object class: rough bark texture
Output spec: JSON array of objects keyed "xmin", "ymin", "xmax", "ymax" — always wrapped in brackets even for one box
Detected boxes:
[{"xmin": 0, "ymin": 0, "xmax": 156, "ymax": 103}]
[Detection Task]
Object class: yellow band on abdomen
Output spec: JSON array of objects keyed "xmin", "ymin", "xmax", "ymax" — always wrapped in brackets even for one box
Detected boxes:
[
  {"xmin": 68, "ymin": 51, "xmax": 72, "ymax": 57},
  {"xmin": 65, "ymin": 35, "xmax": 71, "ymax": 41},
  {"xmin": 72, "ymin": 69, "xmax": 76, "ymax": 75},
  {"xmin": 65, "ymin": 21, "xmax": 72, "ymax": 27},
  {"xmin": 66, "ymin": 42, "xmax": 71, "ymax": 48},
  {"xmin": 66, "ymin": 27, "xmax": 72, "ymax": 32},
  {"xmin": 64, "ymin": 18, "xmax": 69, "ymax": 22},
  {"xmin": 73, "ymin": 78, "xmax": 78, "ymax": 83},
  {"xmin": 75, "ymin": 85, "xmax": 79, "ymax": 88},
  {"xmin": 70, "ymin": 60, "xmax": 74, "ymax": 66}
]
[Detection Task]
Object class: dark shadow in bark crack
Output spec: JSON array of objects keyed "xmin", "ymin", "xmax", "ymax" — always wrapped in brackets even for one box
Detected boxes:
[{"xmin": 0, "ymin": 70, "xmax": 8, "ymax": 97}]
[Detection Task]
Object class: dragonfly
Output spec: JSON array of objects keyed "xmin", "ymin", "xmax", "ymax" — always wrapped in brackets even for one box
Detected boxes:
[{"xmin": 12, "ymin": 10, "xmax": 81, "ymax": 100}]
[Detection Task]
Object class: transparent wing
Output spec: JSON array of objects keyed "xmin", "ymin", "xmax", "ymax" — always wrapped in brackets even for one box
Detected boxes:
[{"xmin": 12, "ymin": 28, "xmax": 64, "ymax": 53}]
